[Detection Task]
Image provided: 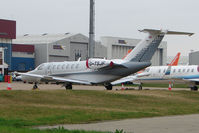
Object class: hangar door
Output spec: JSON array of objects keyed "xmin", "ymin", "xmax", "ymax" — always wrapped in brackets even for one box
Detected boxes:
[{"xmin": 70, "ymin": 42, "xmax": 88, "ymax": 61}]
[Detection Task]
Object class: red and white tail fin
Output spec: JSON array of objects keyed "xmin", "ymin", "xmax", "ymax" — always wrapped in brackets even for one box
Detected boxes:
[{"xmin": 168, "ymin": 52, "xmax": 181, "ymax": 66}]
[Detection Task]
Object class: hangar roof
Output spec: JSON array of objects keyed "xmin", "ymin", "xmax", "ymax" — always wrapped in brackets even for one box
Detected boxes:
[{"xmin": 13, "ymin": 33, "xmax": 77, "ymax": 44}]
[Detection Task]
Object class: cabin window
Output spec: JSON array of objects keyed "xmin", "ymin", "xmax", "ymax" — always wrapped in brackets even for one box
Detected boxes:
[
  {"xmin": 52, "ymin": 65, "xmax": 56, "ymax": 70},
  {"xmin": 163, "ymin": 69, "xmax": 166, "ymax": 73},
  {"xmin": 183, "ymin": 69, "xmax": 185, "ymax": 72},
  {"xmin": 191, "ymin": 69, "xmax": 194, "ymax": 72},
  {"xmin": 71, "ymin": 64, "xmax": 75, "ymax": 69},
  {"xmin": 158, "ymin": 69, "xmax": 161, "ymax": 73},
  {"xmin": 57, "ymin": 65, "xmax": 61, "ymax": 70},
  {"xmin": 173, "ymin": 69, "xmax": 176, "ymax": 73},
  {"xmin": 178, "ymin": 69, "xmax": 181, "ymax": 72},
  {"xmin": 145, "ymin": 68, "xmax": 150, "ymax": 72},
  {"xmin": 75, "ymin": 64, "xmax": 79, "ymax": 69},
  {"xmin": 62, "ymin": 64, "xmax": 65, "ymax": 69},
  {"xmin": 47, "ymin": 65, "xmax": 51, "ymax": 70},
  {"xmin": 187, "ymin": 69, "xmax": 190, "ymax": 72},
  {"xmin": 66, "ymin": 64, "xmax": 69, "ymax": 69}
]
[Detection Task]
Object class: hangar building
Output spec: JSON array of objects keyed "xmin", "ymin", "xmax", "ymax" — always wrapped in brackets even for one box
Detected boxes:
[
  {"xmin": 189, "ymin": 51, "xmax": 199, "ymax": 65},
  {"xmin": 101, "ymin": 36, "xmax": 167, "ymax": 66},
  {"xmin": 13, "ymin": 34, "xmax": 167, "ymax": 67},
  {"xmin": 0, "ymin": 19, "xmax": 16, "ymax": 74},
  {"xmin": 13, "ymin": 33, "xmax": 106, "ymax": 67}
]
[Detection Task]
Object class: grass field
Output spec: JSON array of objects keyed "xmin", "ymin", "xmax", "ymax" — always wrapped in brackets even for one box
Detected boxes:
[
  {"xmin": 1, "ymin": 89, "xmax": 199, "ymax": 132},
  {"xmin": 123, "ymin": 83, "xmax": 191, "ymax": 88}
]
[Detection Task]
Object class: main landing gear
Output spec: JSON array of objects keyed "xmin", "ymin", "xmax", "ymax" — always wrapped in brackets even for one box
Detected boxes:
[
  {"xmin": 33, "ymin": 83, "xmax": 38, "ymax": 90},
  {"xmin": 65, "ymin": 83, "xmax": 72, "ymax": 90},
  {"xmin": 190, "ymin": 86, "xmax": 198, "ymax": 91},
  {"xmin": 138, "ymin": 83, "xmax": 142, "ymax": 90},
  {"xmin": 105, "ymin": 84, "xmax": 112, "ymax": 90}
]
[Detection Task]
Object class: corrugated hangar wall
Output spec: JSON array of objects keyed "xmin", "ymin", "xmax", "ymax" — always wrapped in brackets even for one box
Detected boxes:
[{"xmin": 189, "ymin": 51, "xmax": 199, "ymax": 65}]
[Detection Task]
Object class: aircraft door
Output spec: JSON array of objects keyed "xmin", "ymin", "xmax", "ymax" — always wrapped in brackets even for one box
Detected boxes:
[{"xmin": 46, "ymin": 64, "xmax": 52, "ymax": 75}]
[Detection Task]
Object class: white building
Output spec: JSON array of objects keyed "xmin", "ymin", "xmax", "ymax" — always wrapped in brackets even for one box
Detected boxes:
[{"xmin": 0, "ymin": 47, "xmax": 8, "ymax": 75}]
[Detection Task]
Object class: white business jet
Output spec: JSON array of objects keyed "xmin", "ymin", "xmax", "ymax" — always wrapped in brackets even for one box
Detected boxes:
[
  {"xmin": 18, "ymin": 29, "xmax": 193, "ymax": 90},
  {"xmin": 111, "ymin": 52, "xmax": 181, "ymax": 89},
  {"xmin": 112, "ymin": 54, "xmax": 199, "ymax": 91}
]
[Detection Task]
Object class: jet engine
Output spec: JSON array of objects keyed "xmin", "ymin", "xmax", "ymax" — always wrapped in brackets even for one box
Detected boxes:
[{"xmin": 86, "ymin": 58, "xmax": 113, "ymax": 69}]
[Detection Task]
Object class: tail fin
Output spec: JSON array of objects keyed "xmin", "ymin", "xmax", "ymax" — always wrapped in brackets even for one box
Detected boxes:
[
  {"xmin": 124, "ymin": 29, "xmax": 193, "ymax": 62},
  {"xmin": 168, "ymin": 52, "xmax": 181, "ymax": 66}
]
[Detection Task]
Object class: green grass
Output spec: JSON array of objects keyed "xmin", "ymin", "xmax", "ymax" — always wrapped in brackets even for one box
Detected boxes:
[
  {"xmin": 0, "ymin": 126, "xmax": 109, "ymax": 133},
  {"xmin": 1, "ymin": 89, "xmax": 199, "ymax": 132},
  {"xmin": 123, "ymin": 83, "xmax": 190, "ymax": 88}
]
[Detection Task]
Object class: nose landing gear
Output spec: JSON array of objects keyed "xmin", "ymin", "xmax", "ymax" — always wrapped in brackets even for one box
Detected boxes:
[{"xmin": 33, "ymin": 83, "xmax": 39, "ymax": 90}]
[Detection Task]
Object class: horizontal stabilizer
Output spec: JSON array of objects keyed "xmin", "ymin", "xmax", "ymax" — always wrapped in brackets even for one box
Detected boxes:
[{"xmin": 140, "ymin": 29, "xmax": 194, "ymax": 36}]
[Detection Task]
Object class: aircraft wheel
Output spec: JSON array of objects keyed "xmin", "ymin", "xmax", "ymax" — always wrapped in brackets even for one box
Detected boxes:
[
  {"xmin": 191, "ymin": 86, "xmax": 198, "ymax": 91},
  {"xmin": 105, "ymin": 84, "xmax": 112, "ymax": 90},
  {"xmin": 138, "ymin": 84, "xmax": 142, "ymax": 90},
  {"xmin": 33, "ymin": 83, "xmax": 38, "ymax": 90},
  {"xmin": 65, "ymin": 83, "xmax": 72, "ymax": 90}
]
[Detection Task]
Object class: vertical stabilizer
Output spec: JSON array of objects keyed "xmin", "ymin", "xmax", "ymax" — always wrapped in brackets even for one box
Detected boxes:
[
  {"xmin": 168, "ymin": 52, "xmax": 181, "ymax": 66},
  {"xmin": 124, "ymin": 29, "xmax": 193, "ymax": 62}
]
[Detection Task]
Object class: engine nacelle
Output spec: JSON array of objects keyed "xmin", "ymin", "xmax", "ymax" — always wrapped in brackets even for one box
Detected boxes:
[{"xmin": 86, "ymin": 58, "xmax": 113, "ymax": 69}]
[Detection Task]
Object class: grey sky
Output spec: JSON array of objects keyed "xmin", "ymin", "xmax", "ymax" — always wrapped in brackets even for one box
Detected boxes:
[{"xmin": 1, "ymin": 0, "xmax": 199, "ymax": 56}]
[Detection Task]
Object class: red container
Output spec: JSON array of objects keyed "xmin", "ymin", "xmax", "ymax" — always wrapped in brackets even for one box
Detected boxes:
[{"xmin": 4, "ymin": 75, "xmax": 8, "ymax": 82}]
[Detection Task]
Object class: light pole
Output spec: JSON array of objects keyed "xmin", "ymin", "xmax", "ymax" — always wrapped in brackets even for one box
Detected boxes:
[{"xmin": 89, "ymin": 0, "xmax": 95, "ymax": 58}]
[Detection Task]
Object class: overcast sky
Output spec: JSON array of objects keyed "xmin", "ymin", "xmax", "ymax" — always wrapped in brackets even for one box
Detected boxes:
[{"xmin": 1, "ymin": 0, "xmax": 199, "ymax": 56}]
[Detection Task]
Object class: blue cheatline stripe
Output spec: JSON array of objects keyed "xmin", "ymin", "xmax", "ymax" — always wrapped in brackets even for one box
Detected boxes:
[{"xmin": 176, "ymin": 75, "xmax": 199, "ymax": 79}]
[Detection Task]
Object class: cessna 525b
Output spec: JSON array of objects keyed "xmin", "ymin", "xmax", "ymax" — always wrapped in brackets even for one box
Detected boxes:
[{"xmin": 18, "ymin": 29, "xmax": 193, "ymax": 90}]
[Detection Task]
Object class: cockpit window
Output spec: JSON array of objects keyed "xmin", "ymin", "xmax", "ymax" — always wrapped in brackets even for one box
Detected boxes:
[
  {"xmin": 37, "ymin": 64, "xmax": 45, "ymax": 70},
  {"xmin": 145, "ymin": 68, "xmax": 150, "ymax": 72}
]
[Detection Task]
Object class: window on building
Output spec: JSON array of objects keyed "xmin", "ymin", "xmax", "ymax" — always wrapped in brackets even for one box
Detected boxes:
[
  {"xmin": 0, "ymin": 52, "xmax": 2, "ymax": 65},
  {"xmin": 118, "ymin": 40, "xmax": 127, "ymax": 44}
]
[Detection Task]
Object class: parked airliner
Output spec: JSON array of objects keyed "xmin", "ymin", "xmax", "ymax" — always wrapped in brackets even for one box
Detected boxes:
[{"xmin": 18, "ymin": 29, "xmax": 193, "ymax": 90}]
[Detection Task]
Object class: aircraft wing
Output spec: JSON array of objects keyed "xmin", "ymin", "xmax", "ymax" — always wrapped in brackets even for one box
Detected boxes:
[
  {"xmin": 183, "ymin": 78, "xmax": 199, "ymax": 82},
  {"xmin": 18, "ymin": 72, "xmax": 91, "ymax": 85},
  {"xmin": 111, "ymin": 75, "xmax": 137, "ymax": 85},
  {"xmin": 111, "ymin": 72, "xmax": 150, "ymax": 85}
]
